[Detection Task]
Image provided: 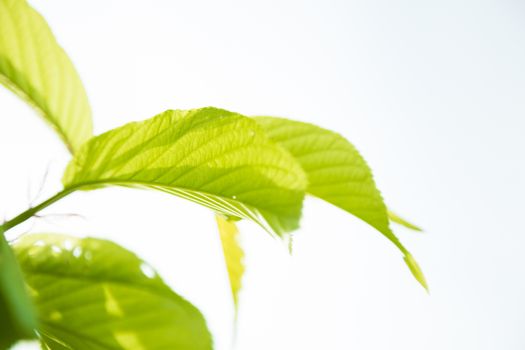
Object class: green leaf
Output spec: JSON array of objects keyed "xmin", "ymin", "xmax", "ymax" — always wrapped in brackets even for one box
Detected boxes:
[
  {"xmin": 0, "ymin": 0, "xmax": 93, "ymax": 153},
  {"xmin": 215, "ymin": 215, "xmax": 244, "ymax": 319},
  {"xmin": 13, "ymin": 233, "xmax": 212, "ymax": 350},
  {"xmin": 388, "ymin": 210, "xmax": 423, "ymax": 232},
  {"xmin": 255, "ymin": 117, "xmax": 428, "ymax": 290},
  {"xmin": 403, "ymin": 253, "xmax": 428, "ymax": 291},
  {"xmin": 63, "ymin": 107, "xmax": 307, "ymax": 236},
  {"xmin": 0, "ymin": 231, "xmax": 37, "ymax": 349}
]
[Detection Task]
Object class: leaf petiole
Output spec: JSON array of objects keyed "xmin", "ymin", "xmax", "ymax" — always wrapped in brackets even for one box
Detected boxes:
[{"xmin": 0, "ymin": 188, "xmax": 75, "ymax": 233}]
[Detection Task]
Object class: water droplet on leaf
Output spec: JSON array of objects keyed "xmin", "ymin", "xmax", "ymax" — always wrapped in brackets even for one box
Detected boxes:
[
  {"xmin": 73, "ymin": 247, "xmax": 82, "ymax": 258},
  {"xmin": 140, "ymin": 262, "xmax": 156, "ymax": 278}
]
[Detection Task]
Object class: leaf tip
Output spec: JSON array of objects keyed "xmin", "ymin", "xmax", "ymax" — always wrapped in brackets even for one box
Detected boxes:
[
  {"xmin": 287, "ymin": 233, "xmax": 294, "ymax": 255},
  {"xmin": 388, "ymin": 211, "xmax": 424, "ymax": 232},
  {"xmin": 403, "ymin": 253, "xmax": 429, "ymax": 292}
]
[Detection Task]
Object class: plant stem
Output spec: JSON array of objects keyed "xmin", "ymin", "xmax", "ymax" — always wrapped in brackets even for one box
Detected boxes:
[{"xmin": 0, "ymin": 188, "xmax": 75, "ymax": 232}]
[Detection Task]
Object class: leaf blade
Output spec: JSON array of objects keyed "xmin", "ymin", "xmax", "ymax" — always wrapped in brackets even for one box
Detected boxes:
[
  {"xmin": 63, "ymin": 108, "xmax": 307, "ymax": 236},
  {"xmin": 216, "ymin": 215, "xmax": 244, "ymax": 317},
  {"xmin": 0, "ymin": 0, "xmax": 93, "ymax": 152},
  {"xmin": 0, "ymin": 232, "xmax": 37, "ymax": 349},
  {"xmin": 255, "ymin": 117, "xmax": 427, "ymax": 289},
  {"xmin": 14, "ymin": 233, "xmax": 212, "ymax": 350}
]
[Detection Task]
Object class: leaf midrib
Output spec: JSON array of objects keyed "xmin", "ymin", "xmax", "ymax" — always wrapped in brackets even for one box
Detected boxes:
[
  {"xmin": 24, "ymin": 271, "xmax": 174, "ymax": 305},
  {"xmin": 64, "ymin": 179, "xmax": 295, "ymax": 217},
  {"xmin": 40, "ymin": 321, "xmax": 118, "ymax": 350}
]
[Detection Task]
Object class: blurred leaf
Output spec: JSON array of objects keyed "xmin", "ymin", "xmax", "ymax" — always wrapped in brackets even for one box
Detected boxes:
[
  {"xmin": 404, "ymin": 253, "xmax": 428, "ymax": 291},
  {"xmin": 215, "ymin": 215, "xmax": 244, "ymax": 319},
  {"xmin": 14, "ymin": 233, "xmax": 212, "ymax": 350},
  {"xmin": 255, "ymin": 117, "xmax": 427, "ymax": 289},
  {"xmin": 0, "ymin": 0, "xmax": 93, "ymax": 152},
  {"xmin": 63, "ymin": 107, "xmax": 307, "ymax": 237},
  {"xmin": 388, "ymin": 210, "xmax": 423, "ymax": 232},
  {"xmin": 0, "ymin": 231, "xmax": 36, "ymax": 349}
]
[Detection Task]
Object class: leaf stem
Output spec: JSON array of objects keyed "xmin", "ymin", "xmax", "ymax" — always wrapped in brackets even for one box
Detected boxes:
[{"xmin": 0, "ymin": 188, "xmax": 75, "ymax": 233}]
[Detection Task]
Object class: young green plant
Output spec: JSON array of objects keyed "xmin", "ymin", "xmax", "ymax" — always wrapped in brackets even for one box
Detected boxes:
[{"xmin": 0, "ymin": 0, "xmax": 426, "ymax": 348}]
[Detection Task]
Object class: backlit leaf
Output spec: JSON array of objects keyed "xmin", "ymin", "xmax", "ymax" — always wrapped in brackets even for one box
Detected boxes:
[
  {"xmin": 0, "ymin": 232, "xmax": 37, "ymax": 349},
  {"xmin": 255, "ymin": 117, "xmax": 427, "ymax": 289},
  {"xmin": 388, "ymin": 210, "xmax": 423, "ymax": 232},
  {"xmin": 63, "ymin": 108, "xmax": 307, "ymax": 236},
  {"xmin": 0, "ymin": 0, "xmax": 93, "ymax": 152},
  {"xmin": 215, "ymin": 215, "xmax": 244, "ymax": 319},
  {"xmin": 14, "ymin": 233, "xmax": 212, "ymax": 350}
]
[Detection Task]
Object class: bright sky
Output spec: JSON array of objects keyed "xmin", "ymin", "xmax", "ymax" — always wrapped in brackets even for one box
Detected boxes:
[{"xmin": 3, "ymin": 0, "xmax": 525, "ymax": 349}]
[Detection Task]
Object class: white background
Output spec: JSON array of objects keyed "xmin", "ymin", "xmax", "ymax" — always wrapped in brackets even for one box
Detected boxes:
[{"xmin": 2, "ymin": 0, "xmax": 525, "ymax": 349}]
